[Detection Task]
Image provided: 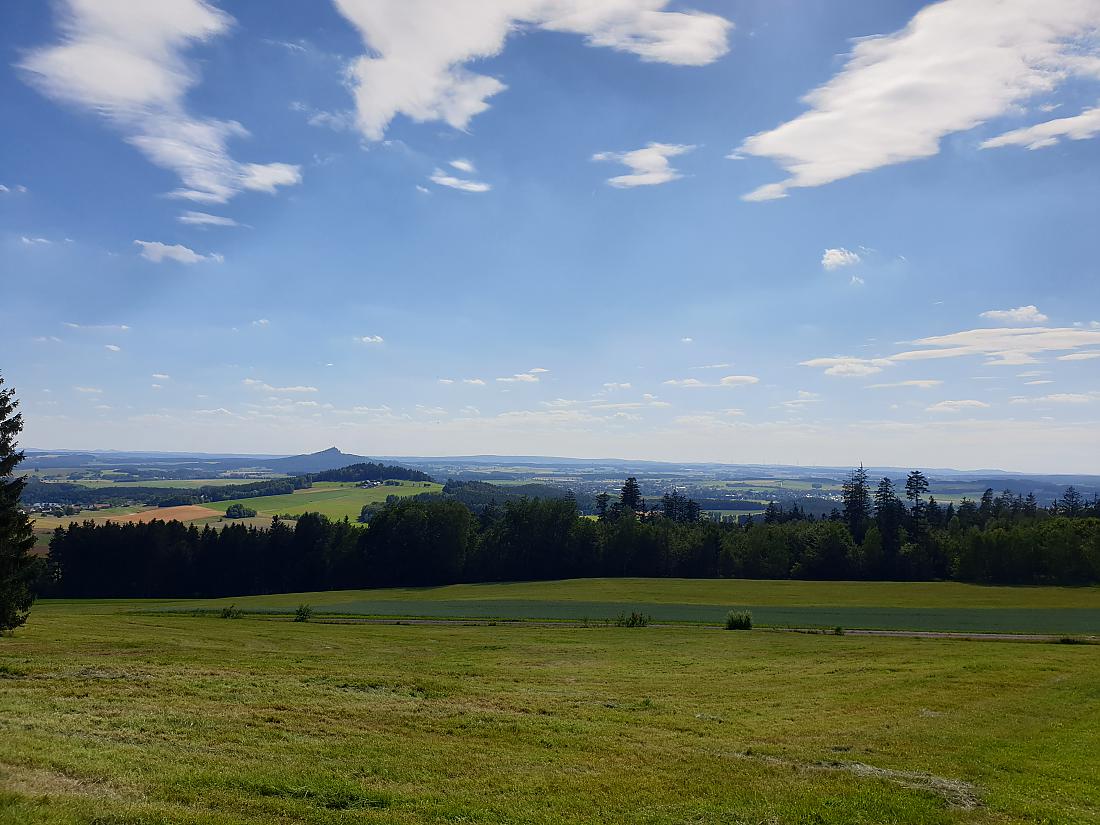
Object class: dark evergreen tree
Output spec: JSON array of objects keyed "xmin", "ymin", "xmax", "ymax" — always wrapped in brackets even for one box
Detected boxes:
[
  {"xmin": 841, "ymin": 465, "xmax": 872, "ymax": 542},
  {"xmin": 620, "ymin": 477, "xmax": 642, "ymax": 511},
  {"xmin": 595, "ymin": 492, "xmax": 610, "ymax": 521},
  {"xmin": 0, "ymin": 374, "xmax": 39, "ymax": 633},
  {"xmin": 904, "ymin": 470, "xmax": 929, "ymax": 524}
]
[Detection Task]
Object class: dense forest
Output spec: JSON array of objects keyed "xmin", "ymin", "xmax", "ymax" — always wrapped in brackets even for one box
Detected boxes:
[
  {"xmin": 22, "ymin": 476, "xmax": 310, "ymax": 509},
  {"xmin": 311, "ymin": 462, "xmax": 433, "ymax": 483},
  {"xmin": 42, "ymin": 468, "xmax": 1100, "ymax": 598}
]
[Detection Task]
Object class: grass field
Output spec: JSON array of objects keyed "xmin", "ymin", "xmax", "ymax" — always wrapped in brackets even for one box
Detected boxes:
[
  {"xmin": 168, "ymin": 578, "xmax": 1100, "ymax": 635},
  {"xmin": 203, "ymin": 481, "xmax": 442, "ymax": 521},
  {"xmin": 2, "ymin": 583, "xmax": 1099, "ymax": 824}
]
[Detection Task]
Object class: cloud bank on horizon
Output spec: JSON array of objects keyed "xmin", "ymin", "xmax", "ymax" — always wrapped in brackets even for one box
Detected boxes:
[{"xmin": 4, "ymin": 0, "xmax": 1100, "ymax": 472}]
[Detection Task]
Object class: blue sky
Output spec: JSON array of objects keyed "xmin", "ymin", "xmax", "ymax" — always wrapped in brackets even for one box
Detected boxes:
[{"xmin": 2, "ymin": 0, "xmax": 1099, "ymax": 471}]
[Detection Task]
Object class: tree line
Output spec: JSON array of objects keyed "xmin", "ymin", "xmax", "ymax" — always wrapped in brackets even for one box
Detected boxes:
[{"xmin": 40, "ymin": 470, "xmax": 1100, "ymax": 599}]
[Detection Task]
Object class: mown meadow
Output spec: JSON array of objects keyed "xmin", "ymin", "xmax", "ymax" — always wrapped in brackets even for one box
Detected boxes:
[{"xmin": 2, "ymin": 579, "xmax": 1099, "ymax": 824}]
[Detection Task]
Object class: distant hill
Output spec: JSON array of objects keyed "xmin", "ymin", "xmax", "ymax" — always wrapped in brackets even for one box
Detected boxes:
[{"xmin": 257, "ymin": 447, "xmax": 373, "ymax": 474}]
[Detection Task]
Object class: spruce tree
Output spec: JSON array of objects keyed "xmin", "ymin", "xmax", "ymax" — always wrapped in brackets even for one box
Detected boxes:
[{"xmin": 1, "ymin": 374, "xmax": 39, "ymax": 633}]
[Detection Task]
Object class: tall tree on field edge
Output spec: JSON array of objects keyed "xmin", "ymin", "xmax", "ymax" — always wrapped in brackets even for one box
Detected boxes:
[{"xmin": 0, "ymin": 373, "xmax": 39, "ymax": 633}]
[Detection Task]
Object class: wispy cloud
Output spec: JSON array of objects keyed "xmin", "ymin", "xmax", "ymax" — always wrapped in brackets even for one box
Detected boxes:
[
  {"xmin": 980, "ymin": 305, "xmax": 1048, "ymax": 324},
  {"xmin": 104, "ymin": 344, "xmax": 121, "ymax": 352},
  {"xmin": 354, "ymin": 335, "xmax": 384, "ymax": 344},
  {"xmin": 429, "ymin": 168, "xmax": 491, "ymax": 193},
  {"xmin": 983, "ymin": 104, "xmax": 1100, "ymax": 150},
  {"xmin": 242, "ymin": 378, "xmax": 318, "ymax": 393},
  {"xmin": 178, "ymin": 211, "xmax": 240, "ymax": 227},
  {"xmin": 927, "ymin": 399, "xmax": 990, "ymax": 413},
  {"xmin": 593, "ymin": 142, "xmax": 694, "ymax": 187},
  {"xmin": 332, "ymin": 1, "xmax": 730, "ymax": 141},
  {"xmin": 736, "ymin": 2, "xmax": 1100, "ymax": 200},
  {"xmin": 134, "ymin": 240, "xmax": 222, "ymax": 264},
  {"xmin": 21, "ymin": 0, "xmax": 301, "ymax": 204},
  {"xmin": 800, "ymin": 356, "xmax": 893, "ymax": 377},
  {"xmin": 866, "ymin": 379, "xmax": 942, "ymax": 389},
  {"xmin": 664, "ymin": 375, "xmax": 758, "ymax": 388}
]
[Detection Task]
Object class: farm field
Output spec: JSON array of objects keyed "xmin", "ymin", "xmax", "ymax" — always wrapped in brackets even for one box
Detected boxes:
[
  {"xmin": 203, "ymin": 480, "xmax": 442, "ymax": 521},
  {"xmin": 1, "ymin": 590, "xmax": 1098, "ymax": 824},
  {"xmin": 174, "ymin": 578, "xmax": 1100, "ymax": 635}
]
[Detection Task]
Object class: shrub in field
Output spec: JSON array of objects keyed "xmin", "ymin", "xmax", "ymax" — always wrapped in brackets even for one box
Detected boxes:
[
  {"xmin": 225, "ymin": 503, "xmax": 257, "ymax": 519},
  {"xmin": 833, "ymin": 626, "xmax": 845, "ymax": 636},
  {"xmin": 615, "ymin": 611, "xmax": 651, "ymax": 627},
  {"xmin": 294, "ymin": 603, "xmax": 313, "ymax": 622},
  {"xmin": 725, "ymin": 610, "xmax": 752, "ymax": 630},
  {"xmin": 220, "ymin": 604, "xmax": 242, "ymax": 619}
]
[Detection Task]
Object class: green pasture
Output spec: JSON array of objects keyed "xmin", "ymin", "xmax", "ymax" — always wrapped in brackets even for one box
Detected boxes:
[
  {"xmin": 165, "ymin": 578, "xmax": 1100, "ymax": 635},
  {"xmin": 2, "ymin": 590, "xmax": 1098, "ymax": 824},
  {"xmin": 203, "ymin": 480, "xmax": 442, "ymax": 521}
]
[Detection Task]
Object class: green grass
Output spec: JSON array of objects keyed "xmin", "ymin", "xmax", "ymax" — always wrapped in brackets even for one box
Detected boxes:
[
  {"xmin": 155, "ymin": 578, "xmax": 1100, "ymax": 634},
  {"xmin": 176, "ymin": 577, "xmax": 1100, "ymax": 610},
  {"xmin": 2, "ymin": 592, "xmax": 1099, "ymax": 823},
  {"xmin": 203, "ymin": 481, "xmax": 442, "ymax": 521}
]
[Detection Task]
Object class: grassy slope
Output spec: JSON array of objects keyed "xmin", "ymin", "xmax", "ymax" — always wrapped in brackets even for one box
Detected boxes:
[
  {"xmin": 1, "ymin": 602, "xmax": 1098, "ymax": 824},
  {"xmin": 204, "ymin": 481, "xmax": 442, "ymax": 521}
]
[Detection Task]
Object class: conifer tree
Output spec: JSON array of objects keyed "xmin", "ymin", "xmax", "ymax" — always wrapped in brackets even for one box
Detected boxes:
[{"xmin": 1, "ymin": 374, "xmax": 39, "ymax": 633}]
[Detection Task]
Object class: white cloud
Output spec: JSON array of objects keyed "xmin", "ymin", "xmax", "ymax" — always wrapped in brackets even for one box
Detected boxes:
[
  {"xmin": 252, "ymin": 318, "xmax": 270, "ymax": 327},
  {"xmin": 463, "ymin": 378, "xmax": 487, "ymax": 386},
  {"xmin": 821, "ymin": 248, "xmax": 860, "ymax": 270},
  {"xmin": 497, "ymin": 372, "xmax": 540, "ymax": 383},
  {"xmin": 891, "ymin": 326, "xmax": 1100, "ymax": 366},
  {"xmin": 927, "ymin": 399, "xmax": 990, "ymax": 413},
  {"xmin": 415, "ymin": 185, "xmax": 431, "ymax": 194},
  {"xmin": 104, "ymin": 344, "xmax": 121, "ymax": 352},
  {"xmin": 866, "ymin": 379, "xmax": 943, "ymax": 389},
  {"xmin": 21, "ymin": 236, "xmax": 52, "ymax": 245},
  {"xmin": 134, "ymin": 240, "xmax": 222, "ymax": 264},
  {"xmin": 354, "ymin": 335, "xmax": 384, "ymax": 344},
  {"xmin": 1, "ymin": 183, "xmax": 27, "ymax": 194},
  {"xmin": 603, "ymin": 382, "xmax": 632, "ymax": 391},
  {"xmin": 664, "ymin": 375, "xmax": 758, "ymax": 388},
  {"xmin": 65, "ymin": 322, "xmax": 130, "ymax": 331},
  {"xmin": 983, "ymin": 104, "xmax": 1100, "ymax": 150},
  {"xmin": 152, "ymin": 373, "xmax": 170, "ymax": 380},
  {"xmin": 680, "ymin": 337, "xmax": 694, "ymax": 344},
  {"xmin": 800, "ymin": 356, "xmax": 893, "ymax": 377},
  {"xmin": 808, "ymin": 326, "xmax": 1100, "ymax": 377},
  {"xmin": 331, "ymin": 0, "xmax": 731, "ymax": 141},
  {"xmin": 736, "ymin": 1, "xmax": 1100, "ymax": 200},
  {"xmin": 429, "ymin": 169, "xmax": 491, "ymax": 192},
  {"xmin": 980, "ymin": 305, "xmax": 1048, "ymax": 324},
  {"xmin": 74, "ymin": 386, "xmax": 102, "ymax": 393},
  {"xmin": 450, "ymin": 158, "xmax": 476, "ymax": 173},
  {"xmin": 1058, "ymin": 351, "xmax": 1100, "ymax": 361},
  {"xmin": 438, "ymin": 378, "xmax": 455, "ymax": 384},
  {"xmin": 1012, "ymin": 392, "xmax": 1100, "ymax": 404},
  {"xmin": 178, "ymin": 211, "xmax": 240, "ymax": 227},
  {"xmin": 242, "ymin": 378, "xmax": 318, "ymax": 393},
  {"xmin": 593, "ymin": 142, "xmax": 694, "ymax": 187},
  {"xmin": 691, "ymin": 363, "xmax": 729, "ymax": 370},
  {"xmin": 21, "ymin": 1, "xmax": 301, "ymax": 204}
]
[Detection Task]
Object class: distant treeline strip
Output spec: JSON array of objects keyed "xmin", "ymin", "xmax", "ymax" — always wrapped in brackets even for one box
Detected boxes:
[
  {"xmin": 21, "ymin": 476, "xmax": 309, "ymax": 508},
  {"xmin": 21, "ymin": 461, "xmax": 433, "ymax": 508},
  {"xmin": 41, "ymin": 478, "xmax": 1100, "ymax": 598},
  {"xmin": 312, "ymin": 462, "xmax": 433, "ymax": 484}
]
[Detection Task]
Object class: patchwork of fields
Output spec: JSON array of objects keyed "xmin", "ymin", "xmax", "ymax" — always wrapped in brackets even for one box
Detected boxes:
[
  {"xmin": 1, "ymin": 579, "xmax": 1098, "ymax": 824},
  {"xmin": 29, "ymin": 480, "xmax": 442, "ymax": 546}
]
